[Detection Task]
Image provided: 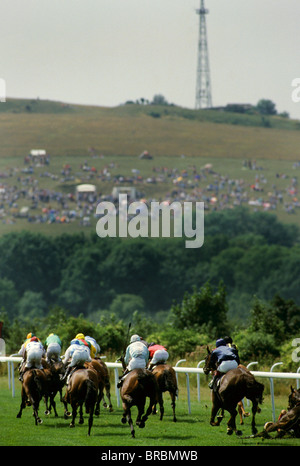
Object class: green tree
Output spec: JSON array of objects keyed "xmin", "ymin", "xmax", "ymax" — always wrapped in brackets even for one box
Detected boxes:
[
  {"xmin": 170, "ymin": 281, "xmax": 229, "ymax": 339},
  {"xmin": 256, "ymin": 99, "xmax": 277, "ymax": 115}
]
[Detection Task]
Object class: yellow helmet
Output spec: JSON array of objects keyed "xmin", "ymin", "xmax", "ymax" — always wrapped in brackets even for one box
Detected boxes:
[
  {"xmin": 26, "ymin": 333, "xmax": 34, "ymax": 339},
  {"xmin": 75, "ymin": 333, "xmax": 85, "ymax": 340}
]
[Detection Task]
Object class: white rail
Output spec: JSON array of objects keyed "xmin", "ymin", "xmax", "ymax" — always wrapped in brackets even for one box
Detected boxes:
[{"xmin": 1, "ymin": 356, "xmax": 300, "ymax": 421}]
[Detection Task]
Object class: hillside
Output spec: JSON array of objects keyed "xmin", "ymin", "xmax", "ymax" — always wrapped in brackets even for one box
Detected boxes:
[
  {"xmin": 1, "ymin": 98, "xmax": 300, "ymax": 160},
  {"xmin": 1, "ymin": 97, "xmax": 300, "ymax": 237}
]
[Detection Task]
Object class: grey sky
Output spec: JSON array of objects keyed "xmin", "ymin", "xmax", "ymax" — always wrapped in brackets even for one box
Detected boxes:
[{"xmin": 1, "ymin": 0, "xmax": 300, "ymax": 119}]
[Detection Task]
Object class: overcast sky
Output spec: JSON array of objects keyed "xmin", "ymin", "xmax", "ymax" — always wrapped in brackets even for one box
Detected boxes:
[{"xmin": 1, "ymin": 0, "xmax": 300, "ymax": 119}]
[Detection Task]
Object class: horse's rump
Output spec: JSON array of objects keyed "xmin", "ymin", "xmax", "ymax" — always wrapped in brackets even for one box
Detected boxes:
[
  {"xmin": 153, "ymin": 364, "xmax": 178, "ymax": 395},
  {"xmin": 218, "ymin": 367, "xmax": 263, "ymax": 404}
]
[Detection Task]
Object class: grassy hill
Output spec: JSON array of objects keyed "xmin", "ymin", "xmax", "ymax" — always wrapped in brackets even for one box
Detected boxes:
[
  {"xmin": 1, "ymin": 97, "xmax": 300, "ymax": 236},
  {"xmin": 1, "ymin": 97, "xmax": 300, "ymax": 160}
]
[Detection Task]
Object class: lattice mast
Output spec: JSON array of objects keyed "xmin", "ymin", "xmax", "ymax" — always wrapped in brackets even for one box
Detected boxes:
[{"xmin": 195, "ymin": 0, "xmax": 212, "ymax": 109}]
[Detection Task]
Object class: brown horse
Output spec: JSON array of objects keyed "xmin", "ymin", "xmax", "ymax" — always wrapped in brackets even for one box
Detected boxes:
[
  {"xmin": 288, "ymin": 386, "xmax": 300, "ymax": 410},
  {"xmin": 203, "ymin": 347, "xmax": 264, "ymax": 435},
  {"xmin": 42, "ymin": 360, "xmax": 65, "ymax": 417},
  {"xmin": 17, "ymin": 369, "xmax": 47, "ymax": 425},
  {"xmin": 84, "ymin": 359, "xmax": 106, "ymax": 416},
  {"xmin": 151, "ymin": 364, "xmax": 178, "ymax": 422},
  {"xmin": 62, "ymin": 368, "xmax": 98, "ymax": 435},
  {"xmin": 120, "ymin": 368, "xmax": 162, "ymax": 438}
]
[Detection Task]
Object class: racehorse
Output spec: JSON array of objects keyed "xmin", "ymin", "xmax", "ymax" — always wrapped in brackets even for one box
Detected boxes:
[
  {"xmin": 84, "ymin": 359, "xmax": 106, "ymax": 416},
  {"xmin": 151, "ymin": 364, "xmax": 178, "ymax": 422},
  {"xmin": 288, "ymin": 386, "xmax": 300, "ymax": 410},
  {"xmin": 257, "ymin": 386, "xmax": 300, "ymax": 438},
  {"xmin": 120, "ymin": 368, "xmax": 163, "ymax": 438},
  {"xmin": 62, "ymin": 368, "xmax": 98, "ymax": 435},
  {"xmin": 203, "ymin": 346, "xmax": 264, "ymax": 435},
  {"xmin": 43, "ymin": 360, "xmax": 65, "ymax": 417},
  {"xmin": 17, "ymin": 369, "xmax": 47, "ymax": 425},
  {"xmin": 96, "ymin": 357, "xmax": 113, "ymax": 412}
]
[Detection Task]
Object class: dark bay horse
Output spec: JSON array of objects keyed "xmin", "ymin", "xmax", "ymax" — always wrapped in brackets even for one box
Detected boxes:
[
  {"xmin": 257, "ymin": 386, "xmax": 300, "ymax": 439},
  {"xmin": 17, "ymin": 369, "xmax": 47, "ymax": 425},
  {"xmin": 120, "ymin": 368, "xmax": 163, "ymax": 438},
  {"xmin": 204, "ymin": 347, "xmax": 264, "ymax": 435},
  {"xmin": 42, "ymin": 360, "xmax": 65, "ymax": 417},
  {"xmin": 62, "ymin": 368, "xmax": 98, "ymax": 435},
  {"xmin": 84, "ymin": 359, "xmax": 106, "ymax": 416},
  {"xmin": 151, "ymin": 364, "xmax": 178, "ymax": 422},
  {"xmin": 288, "ymin": 386, "xmax": 300, "ymax": 410}
]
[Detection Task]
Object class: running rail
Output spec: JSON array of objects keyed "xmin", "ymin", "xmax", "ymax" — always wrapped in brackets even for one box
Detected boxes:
[{"xmin": 1, "ymin": 356, "xmax": 300, "ymax": 421}]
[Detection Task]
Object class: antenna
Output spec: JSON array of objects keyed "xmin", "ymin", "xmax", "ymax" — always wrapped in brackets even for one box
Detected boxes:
[{"xmin": 195, "ymin": 0, "xmax": 212, "ymax": 109}]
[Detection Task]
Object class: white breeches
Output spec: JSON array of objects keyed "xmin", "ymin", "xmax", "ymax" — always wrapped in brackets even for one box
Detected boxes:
[{"xmin": 151, "ymin": 349, "xmax": 169, "ymax": 365}]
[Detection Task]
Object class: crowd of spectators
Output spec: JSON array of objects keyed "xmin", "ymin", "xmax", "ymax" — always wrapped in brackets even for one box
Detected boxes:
[{"xmin": 0, "ymin": 154, "xmax": 299, "ymax": 228}]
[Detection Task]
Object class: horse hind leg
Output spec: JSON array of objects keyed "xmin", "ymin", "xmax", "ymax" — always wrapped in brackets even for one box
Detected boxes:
[
  {"xmin": 170, "ymin": 391, "xmax": 177, "ymax": 422},
  {"xmin": 226, "ymin": 408, "xmax": 242, "ymax": 436},
  {"xmin": 251, "ymin": 400, "xmax": 259, "ymax": 435},
  {"xmin": 16, "ymin": 389, "xmax": 27, "ymax": 419}
]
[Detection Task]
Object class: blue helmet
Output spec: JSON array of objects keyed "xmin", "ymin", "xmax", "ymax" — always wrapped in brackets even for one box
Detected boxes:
[{"xmin": 216, "ymin": 338, "xmax": 226, "ymax": 348}]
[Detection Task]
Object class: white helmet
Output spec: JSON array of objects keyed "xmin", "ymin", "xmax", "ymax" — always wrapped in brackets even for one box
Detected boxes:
[{"xmin": 130, "ymin": 334, "xmax": 141, "ymax": 343}]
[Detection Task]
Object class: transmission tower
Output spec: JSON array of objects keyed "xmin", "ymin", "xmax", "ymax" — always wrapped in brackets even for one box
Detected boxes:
[{"xmin": 195, "ymin": 0, "xmax": 212, "ymax": 109}]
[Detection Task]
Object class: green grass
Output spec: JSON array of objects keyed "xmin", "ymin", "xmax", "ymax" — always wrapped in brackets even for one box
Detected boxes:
[{"xmin": 1, "ymin": 375, "xmax": 299, "ymax": 447}]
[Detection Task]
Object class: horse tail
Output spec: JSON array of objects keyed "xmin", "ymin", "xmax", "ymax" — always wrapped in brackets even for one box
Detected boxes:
[
  {"xmin": 32, "ymin": 369, "xmax": 43, "ymax": 397},
  {"xmin": 163, "ymin": 367, "xmax": 178, "ymax": 396},
  {"xmin": 85, "ymin": 379, "xmax": 97, "ymax": 413}
]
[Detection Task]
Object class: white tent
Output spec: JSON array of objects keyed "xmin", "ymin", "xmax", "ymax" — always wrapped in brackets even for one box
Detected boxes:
[
  {"xmin": 30, "ymin": 149, "xmax": 46, "ymax": 156},
  {"xmin": 76, "ymin": 184, "xmax": 96, "ymax": 193}
]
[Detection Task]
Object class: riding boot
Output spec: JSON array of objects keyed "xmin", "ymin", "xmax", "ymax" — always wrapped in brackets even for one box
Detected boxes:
[
  {"xmin": 60, "ymin": 365, "xmax": 71, "ymax": 383},
  {"xmin": 117, "ymin": 368, "xmax": 129, "ymax": 388}
]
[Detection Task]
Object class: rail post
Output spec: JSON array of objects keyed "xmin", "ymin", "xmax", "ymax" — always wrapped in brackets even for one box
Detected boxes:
[
  {"xmin": 175, "ymin": 359, "xmax": 186, "ymax": 390},
  {"xmin": 197, "ymin": 360, "xmax": 205, "ymax": 402},
  {"xmin": 270, "ymin": 362, "xmax": 283, "ymax": 422},
  {"xmin": 297, "ymin": 367, "xmax": 300, "ymax": 390}
]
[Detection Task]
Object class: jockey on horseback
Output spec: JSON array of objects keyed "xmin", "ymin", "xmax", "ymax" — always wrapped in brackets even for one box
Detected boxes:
[
  {"xmin": 208, "ymin": 338, "xmax": 240, "ymax": 390},
  {"xmin": 18, "ymin": 336, "xmax": 45, "ymax": 381},
  {"xmin": 17, "ymin": 333, "xmax": 44, "ymax": 381},
  {"xmin": 117, "ymin": 334, "xmax": 149, "ymax": 388},
  {"xmin": 60, "ymin": 334, "xmax": 92, "ymax": 383},
  {"xmin": 85, "ymin": 335, "xmax": 100, "ymax": 356},
  {"xmin": 45, "ymin": 333, "xmax": 62, "ymax": 362},
  {"xmin": 147, "ymin": 342, "xmax": 169, "ymax": 370}
]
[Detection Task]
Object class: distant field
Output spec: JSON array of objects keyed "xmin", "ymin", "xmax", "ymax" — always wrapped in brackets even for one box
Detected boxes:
[
  {"xmin": 1, "ymin": 98, "xmax": 300, "ymax": 160},
  {"xmin": 1, "ymin": 98, "xmax": 300, "ymax": 236}
]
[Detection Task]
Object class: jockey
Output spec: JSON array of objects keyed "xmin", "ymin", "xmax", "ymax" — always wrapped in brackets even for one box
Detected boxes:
[
  {"xmin": 44, "ymin": 333, "xmax": 62, "ymax": 362},
  {"xmin": 17, "ymin": 333, "xmax": 38, "ymax": 358},
  {"xmin": 85, "ymin": 335, "xmax": 100, "ymax": 357},
  {"xmin": 74, "ymin": 333, "xmax": 97, "ymax": 358},
  {"xmin": 18, "ymin": 333, "xmax": 43, "ymax": 380},
  {"xmin": 117, "ymin": 334, "xmax": 149, "ymax": 388},
  {"xmin": 148, "ymin": 342, "xmax": 169, "ymax": 370},
  {"xmin": 61, "ymin": 337, "xmax": 92, "ymax": 383},
  {"xmin": 18, "ymin": 336, "xmax": 45, "ymax": 381},
  {"xmin": 208, "ymin": 338, "xmax": 240, "ymax": 389}
]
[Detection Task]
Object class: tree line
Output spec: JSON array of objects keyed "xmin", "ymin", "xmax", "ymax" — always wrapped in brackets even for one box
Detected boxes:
[{"xmin": 1, "ymin": 207, "xmax": 300, "ymax": 365}]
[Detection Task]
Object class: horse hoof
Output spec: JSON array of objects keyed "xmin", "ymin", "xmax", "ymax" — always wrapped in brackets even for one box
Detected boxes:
[
  {"xmin": 138, "ymin": 421, "xmax": 145, "ymax": 429},
  {"xmin": 95, "ymin": 410, "xmax": 100, "ymax": 416},
  {"xmin": 121, "ymin": 418, "xmax": 127, "ymax": 424},
  {"xmin": 69, "ymin": 423, "xmax": 75, "ymax": 428},
  {"xmin": 37, "ymin": 418, "xmax": 43, "ymax": 424},
  {"xmin": 44, "ymin": 410, "xmax": 50, "ymax": 416},
  {"xmin": 79, "ymin": 419, "xmax": 84, "ymax": 425},
  {"xmin": 109, "ymin": 407, "xmax": 114, "ymax": 412},
  {"xmin": 236, "ymin": 430, "xmax": 243, "ymax": 436},
  {"xmin": 227, "ymin": 429, "xmax": 233, "ymax": 435}
]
